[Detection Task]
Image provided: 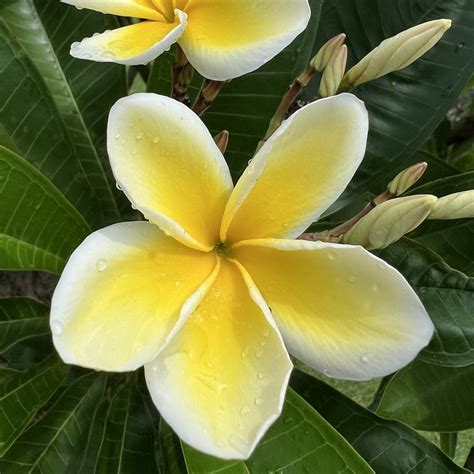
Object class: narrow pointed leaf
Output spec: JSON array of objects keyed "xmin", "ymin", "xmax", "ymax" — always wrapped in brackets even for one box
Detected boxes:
[
  {"xmin": 0, "ymin": 298, "xmax": 50, "ymax": 353},
  {"xmin": 0, "ymin": 146, "xmax": 90, "ymax": 273},
  {"xmin": 0, "ymin": 354, "xmax": 69, "ymax": 456},
  {"xmin": 0, "ymin": 373, "xmax": 106, "ymax": 473}
]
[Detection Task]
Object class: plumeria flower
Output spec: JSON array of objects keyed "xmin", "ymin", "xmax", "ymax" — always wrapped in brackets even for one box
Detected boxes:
[
  {"xmin": 51, "ymin": 92, "xmax": 434, "ymax": 459},
  {"xmin": 62, "ymin": 0, "xmax": 311, "ymax": 80}
]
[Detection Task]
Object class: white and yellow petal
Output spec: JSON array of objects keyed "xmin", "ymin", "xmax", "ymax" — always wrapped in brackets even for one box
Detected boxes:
[
  {"xmin": 178, "ymin": 0, "xmax": 311, "ymax": 80},
  {"xmin": 145, "ymin": 259, "xmax": 292, "ymax": 460},
  {"xmin": 70, "ymin": 12, "xmax": 187, "ymax": 65},
  {"xmin": 221, "ymin": 94, "xmax": 369, "ymax": 243},
  {"xmin": 108, "ymin": 94, "xmax": 233, "ymax": 251},
  {"xmin": 62, "ymin": 0, "xmax": 167, "ymax": 22},
  {"xmin": 234, "ymin": 239, "xmax": 434, "ymax": 381},
  {"xmin": 51, "ymin": 222, "xmax": 217, "ymax": 372}
]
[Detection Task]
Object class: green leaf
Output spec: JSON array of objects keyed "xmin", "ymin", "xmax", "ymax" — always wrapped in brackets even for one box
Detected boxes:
[
  {"xmin": 159, "ymin": 420, "xmax": 187, "ymax": 474},
  {"xmin": 178, "ymin": 389, "xmax": 373, "ymax": 473},
  {"xmin": 0, "ymin": 298, "xmax": 50, "ymax": 353},
  {"xmin": 0, "ymin": 146, "xmax": 90, "ymax": 273},
  {"xmin": 0, "ymin": 354, "xmax": 69, "ymax": 456},
  {"xmin": 409, "ymin": 172, "xmax": 474, "ymax": 276},
  {"xmin": 377, "ymin": 360, "xmax": 474, "ymax": 432},
  {"xmin": 311, "ymin": 0, "xmax": 474, "ymax": 214},
  {"xmin": 0, "ymin": 0, "xmax": 129, "ymax": 227},
  {"xmin": 292, "ymin": 370, "xmax": 469, "ymax": 473},
  {"xmin": 378, "ymin": 238, "xmax": 474, "ymax": 367},
  {"xmin": 0, "ymin": 372, "xmax": 106, "ymax": 473},
  {"xmin": 94, "ymin": 378, "xmax": 159, "ymax": 474}
]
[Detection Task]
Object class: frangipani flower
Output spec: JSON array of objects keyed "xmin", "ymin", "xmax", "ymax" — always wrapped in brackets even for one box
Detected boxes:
[
  {"xmin": 62, "ymin": 0, "xmax": 311, "ymax": 80},
  {"xmin": 51, "ymin": 92, "xmax": 434, "ymax": 460}
]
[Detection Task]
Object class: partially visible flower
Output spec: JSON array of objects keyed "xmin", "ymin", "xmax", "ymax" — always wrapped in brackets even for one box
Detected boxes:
[
  {"xmin": 343, "ymin": 195, "xmax": 438, "ymax": 250},
  {"xmin": 62, "ymin": 0, "xmax": 311, "ymax": 80},
  {"xmin": 51, "ymin": 93, "xmax": 433, "ymax": 460},
  {"xmin": 341, "ymin": 19, "xmax": 452, "ymax": 88},
  {"xmin": 388, "ymin": 162, "xmax": 428, "ymax": 197},
  {"xmin": 428, "ymin": 190, "xmax": 474, "ymax": 219}
]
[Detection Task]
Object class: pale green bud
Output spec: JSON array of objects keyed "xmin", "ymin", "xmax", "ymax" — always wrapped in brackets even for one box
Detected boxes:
[
  {"xmin": 311, "ymin": 33, "xmax": 346, "ymax": 72},
  {"xmin": 343, "ymin": 195, "xmax": 437, "ymax": 250},
  {"xmin": 428, "ymin": 190, "xmax": 474, "ymax": 219},
  {"xmin": 387, "ymin": 162, "xmax": 428, "ymax": 196},
  {"xmin": 342, "ymin": 19, "xmax": 452, "ymax": 87},
  {"xmin": 319, "ymin": 45, "xmax": 348, "ymax": 98}
]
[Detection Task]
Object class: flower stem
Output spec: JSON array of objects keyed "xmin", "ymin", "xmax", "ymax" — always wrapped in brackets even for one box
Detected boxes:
[
  {"xmin": 192, "ymin": 79, "xmax": 227, "ymax": 117},
  {"xmin": 257, "ymin": 66, "xmax": 319, "ymax": 152},
  {"xmin": 172, "ymin": 46, "xmax": 194, "ymax": 105}
]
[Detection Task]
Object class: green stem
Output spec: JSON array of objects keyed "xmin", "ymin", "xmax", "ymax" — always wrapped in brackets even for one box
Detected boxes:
[{"xmin": 440, "ymin": 432, "xmax": 457, "ymax": 458}]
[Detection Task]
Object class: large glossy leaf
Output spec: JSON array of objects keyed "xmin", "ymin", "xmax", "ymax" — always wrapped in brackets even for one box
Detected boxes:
[
  {"xmin": 0, "ymin": 354, "xmax": 69, "ymax": 456},
  {"xmin": 0, "ymin": 372, "xmax": 105, "ymax": 473},
  {"xmin": 310, "ymin": 0, "xmax": 474, "ymax": 215},
  {"xmin": 0, "ymin": 298, "xmax": 50, "ymax": 353},
  {"xmin": 377, "ymin": 361, "xmax": 474, "ymax": 432},
  {"xmin": 0, "ymin": 146, "xmax": 90, "ymax": 273},
  {"xmin": 179, "ymin": 389, "xmax": 373, "ymax": 473},
  {"xmin": 378, "ymin": 238, "xmax": 474, "ymax": 367},
  {"xmin": 409, "ymin": 172, "xmax": 474, "ymax": 276},
  {"xmin": 292, "ymin": 371, "xmax": 469, "ymax": 473}
]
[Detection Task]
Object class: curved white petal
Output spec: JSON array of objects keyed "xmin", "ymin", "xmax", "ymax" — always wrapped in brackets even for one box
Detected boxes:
[
  {"xmin": 70, "ymin": 11, "xmax": 187, "ymax": 66},
  {"xmin": 51, "ymin": 222, "xmax": 217, "ymax": 372},
  {"xmin": 107, "ymin": 94, "xmax": 233, "ymax": 251},
  {"xmin": 178, "ymin": 0, "xmax": 311, "ymax": 80},
  {"xmin": 221, "ymin": 94, "xmax": 369, "ymax": 243},
  {"xmin": 145, "ymin": 259, "xmax": 292, "ymax": 459},
  {"xmin": 234, "ymin": 238, "xmax": 434, "ymax": 381}
]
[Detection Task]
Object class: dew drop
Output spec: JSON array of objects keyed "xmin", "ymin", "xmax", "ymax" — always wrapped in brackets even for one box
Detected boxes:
[
  {"xmin": 257, "ymin": 373, "xmax": 264, "ymax": 380},
  {"xmin": 255, "ymin": 349, "xmax": 263, "ymax": 359},
  {"xmin": 240, "ymin": 404, "xmax": 251, "ymax": 415},
  {"xmin": 241, "ymin": 348, "xmax": 249, "ymax": 359},
  {"xmin": 153, "ymin": 137, "xmax": 161, "ymax": 144},
  {"xmin": 136, "ymin": 132, "xmax": 144, "ymax": 141},
  {"xmin": 116, "ymin": 182, "xmax": 122, "ymax": 191},
  {"xmin": 347, "ymin": 275, "xmax": 356, "ymax": 283},
  {"xmin": 283, "ymin": 417, "xmax": 293, "ymax": 424},
  {"xmin": 360, "ymin": 353, "xmax": 372, "ymax": 364},
  {"xmin": 131, "ymin": 148, "xmax": 137, "ymax": 156},
  {"xmin": 175, "ymin": 279, "xmax": 183, "ymax": 287},
  {"xmin": 52, "ymin": 321, "xmax": 64, "ymax": 336},
  {"xmin": 255, "ymin": 397, "xmax": 264, "ymax": 406},
  {"xmin": 114, "ymin": 132, "xmax": 121, "ymax": 139},
  {"xmin": 323, "ymin": 368, "xmax": 332, "ymax": 377},
  {"xmin": 96, "ymin": 258, "xmax": 108, "ymax": 272}
]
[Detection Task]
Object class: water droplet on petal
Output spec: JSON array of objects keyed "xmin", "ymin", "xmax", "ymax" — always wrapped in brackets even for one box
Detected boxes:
[
  {"xmin": 347, "ymin": 275, "xmax": 356, "ymax": 283},
  {"xmin": 255, "ymin": 349, "xmax": 263, "ymax": 359},
  {"xmin": 175, "ymin": 279, "xmax": 183, "ymax": 287},
  {"xmin": 52, "ymin": 321, "xmax": 64, "ymax": 336},
  {"xmin": 136, "ymin": 132, "xmax": 144, "ymax": 141},
  {"xmin": 153, "ymin": 137, "xmax": 161, "ymax": 144},
  {"xmin": 240, "ymin": 404, "xmax": 250, "ymax": 415},
  {"xmin": 257, "ymin": 373, "xmax": 264, "ymax": 380},
  {"xmin": 114, "ymin": 132, "xmax": 120, "ymax": 139},
  {"xmin": 323, "ymin": 368, "xmax": 332, "ymax": 377},
  {"xmin": 360, "ymin": 353, "xmax": 372, "ymax": 364},
  {"xmin": 255, "ymin": 397, "xmax": 264, "ymax": 406},
  {"xmin": 96, "ymin": 259, "xmax": 108, "ymax": 272}
]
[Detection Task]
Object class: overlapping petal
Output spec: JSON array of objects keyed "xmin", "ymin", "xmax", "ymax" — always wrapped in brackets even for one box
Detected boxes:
[
  {"xmin": 70, "ymin": 12, "xmax": 187, "ymax": 65},
  {"xmin": 234, "ymin": 239, "xmax": 434, "ymax": 381},
  {"xmin": 51, "ymin": 222, "xmax": 217, "ymax": 372},
  {"xmin": 178, "ymin": 0, "xmax": 311, "ymax": 80},
  {"xmin": 62, "ymin": 0, "xmax": 166, "ymax": 21},
  {"xmin": 108, "ymin": 94, "xmax": 233, "ymax": 251},
  {"xmin": 221, "ymin": 94, "xmax": 369, "ymax": 243},
  {"xmin": 145, "ymin": 259, "xmax": 292, "ymax": 459}
]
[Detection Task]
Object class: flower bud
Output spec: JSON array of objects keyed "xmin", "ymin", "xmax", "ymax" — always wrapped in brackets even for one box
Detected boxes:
[
  {"xmin": 428, "ymin": 190, "xmax": 474, "ymax": 219},
  {"xmin": 341, "ymin": 19, "xmax": 452, "ymax": 87},
  {"xmin": 311, "ymin": 33, "xmax": 346, "ymax": 72},
  {"xmin": 387, "ymin": 162, "xmax": 428, "ymax": 196},
  {"xmin": 214, "ymin": 130, "xmax": 229, "ymax": 154},
  {"xmin": 343, "ymin": 195, "xmax": 437, "ymax": 250},
  {"xmin": 319, "ymin": 45, "xmax": 348, "ymax": 98}
]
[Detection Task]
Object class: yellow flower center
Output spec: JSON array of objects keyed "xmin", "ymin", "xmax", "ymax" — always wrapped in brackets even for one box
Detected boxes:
[{"xmin": 154, "ymin": 0, "xmax": 190, "ymax": 23}]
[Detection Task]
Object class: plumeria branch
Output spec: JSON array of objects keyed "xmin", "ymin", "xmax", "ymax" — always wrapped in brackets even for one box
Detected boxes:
[
  {"xmin": 299, "ymin": 162, "xmax": 428, "ymax": 243},
  {"xmin": 192, "ymin": 79, "xmax": 228, "ymax": 117},
  {"xmin": 172, "ymin": 46, "xmax": 195, "ymax": 105}
]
